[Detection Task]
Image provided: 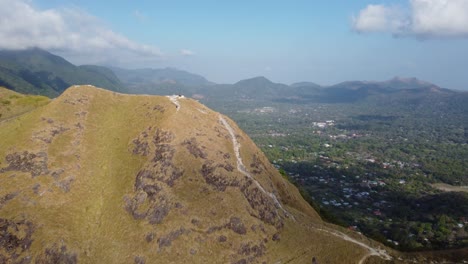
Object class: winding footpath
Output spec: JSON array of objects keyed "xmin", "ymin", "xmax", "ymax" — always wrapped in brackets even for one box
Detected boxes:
[
  {"xmin": 219, "ymin": 115, "xmax": 292, "ymax": 219},
  {"xmin": 167, "ymin": 95, "xmax": 182, "ymax": 111},
  {"xmin": 0, "ymin": 111, "xmax": 33, "ymax": 124},
  {"xmin": 219, "ymin": 116, "xmax": 392, "ymax": 264},
  {"xmin": 316, "ymin": 228, "xmax": 392, "ymax": 263}
]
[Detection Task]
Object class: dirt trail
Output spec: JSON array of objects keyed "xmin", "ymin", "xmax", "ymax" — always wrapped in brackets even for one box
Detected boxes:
[
  {"xmin": 219, "ymin": 115, "xmax": 292, "ymax": 218},
  {"xmin": 219, "ymin": 115, "xmax": 392, "ymax": 264},
  {"xmin": 167, "ymin": 95, "xmax": 182, "ymax": 111},
  {"xmin": 0, "ymin": 111, "xmax": 30, "ymax": 124},
  {"xmin": 317, "ymin": 228, "xmax": 392, "ymax": 263},
  {"xmin": 280, "ymin": 224, "xmax": 392, "ymax": 263}
]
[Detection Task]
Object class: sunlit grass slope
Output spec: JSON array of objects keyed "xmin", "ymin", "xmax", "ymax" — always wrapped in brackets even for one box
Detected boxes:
[
  {"xmin": 0, "ymin": 87, "xmax": 50, "ymax": 122},
  {"xmin": 0, "ymin": 85, "xmax": 392, "ymax": 263}
]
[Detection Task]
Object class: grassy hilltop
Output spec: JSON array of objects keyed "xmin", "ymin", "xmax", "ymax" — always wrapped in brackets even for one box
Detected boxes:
[{"xmin": 0, "ymin": 85, "xmax": 400, "ymax": 263}]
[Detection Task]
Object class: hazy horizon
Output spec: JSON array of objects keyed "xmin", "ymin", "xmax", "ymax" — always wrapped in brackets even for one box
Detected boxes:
[{"xmin": 1, "ymin": 0, "xmax": 467, "ymax": 90}]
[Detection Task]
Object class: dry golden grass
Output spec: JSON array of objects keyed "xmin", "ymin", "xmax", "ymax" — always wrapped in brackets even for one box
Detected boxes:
[
  {"xmin": 0, "ymin": 85, "xmax": 399, "ymax": 263},
  {"xmin": 0, "ymin": 87, "xmax": 50, "ymax": 122}
]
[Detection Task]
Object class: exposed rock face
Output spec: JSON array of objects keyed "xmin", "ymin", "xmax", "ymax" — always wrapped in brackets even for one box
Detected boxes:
[
  {"xmin": 0, "ymin": 86, "xmax": 391, "ymax": 263},
  {"xmin": 0, "ymin": 218, "xmax": 35, "ymax": 263},
  {"xmin": 35, "ymin": 244, "xmax": 78, "ymax": 264},
  {"xmin": 0, "ymin": 151, "xmax": 49, "ymax": 177}
]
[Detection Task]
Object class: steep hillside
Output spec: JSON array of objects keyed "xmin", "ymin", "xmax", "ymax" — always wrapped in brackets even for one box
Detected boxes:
[
  {"xmin": 0, "ymin": 49, "xmax": 126, "ymax": 97},
  {"xmin": 77, "ymin": 65, "xmax": 125, "ymax": 91},
  {"xmin": 0, "ymin": 86, "xmax": 395, "ymax": 263}
]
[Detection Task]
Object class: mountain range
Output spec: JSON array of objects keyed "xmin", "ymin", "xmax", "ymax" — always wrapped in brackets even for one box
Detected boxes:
[
  {"xmin": 110, "ymin": 63, "xmax": 463, "ymax": 106},
  {"xmin": 1, "ymin": 48, "xmax": 464, "ymax": 105}
]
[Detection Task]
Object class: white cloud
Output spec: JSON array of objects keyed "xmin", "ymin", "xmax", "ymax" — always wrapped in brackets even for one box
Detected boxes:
[
  {"xmin": 0, "ymin": 0, "xmax": 162, "ymax": 65},
  {"xmin": 411, "ymin": 0, "xmax": 468, "ymax": 36},
  {"xmin": 180, "ymin": 49, "xmax": 195, "ymax": 56},
  {"xmin": 352, "ymin": 0, "xmax": 468, "ymax": 38},
  {"xmin": 352, "ymin": 5, "xmax": 408, "ymax": 34}
]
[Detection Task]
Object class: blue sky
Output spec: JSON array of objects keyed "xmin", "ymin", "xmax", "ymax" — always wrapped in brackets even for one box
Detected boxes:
[{"xmin": 2, "ymin": 0, "xmax": 468, "ymax": 89}]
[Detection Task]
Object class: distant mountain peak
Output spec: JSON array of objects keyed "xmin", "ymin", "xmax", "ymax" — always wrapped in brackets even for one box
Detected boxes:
[
  {"xmin": 250, "ymin": 76, "xmax": 270, "ymax": 81},
  {"xmin": 235, "ymin": 76, "xmax": 274, "ymax": 85}
]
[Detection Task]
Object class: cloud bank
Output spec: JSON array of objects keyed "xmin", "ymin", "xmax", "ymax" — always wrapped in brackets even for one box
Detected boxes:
[
  {"xmin": 0, "ymin": 0, "xmax": 162, "ymax": 65},
  {"xmin": 353, "ymin": 0, "xmax": 468, "ymax": 38}
]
